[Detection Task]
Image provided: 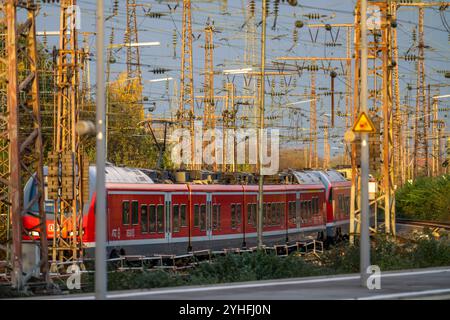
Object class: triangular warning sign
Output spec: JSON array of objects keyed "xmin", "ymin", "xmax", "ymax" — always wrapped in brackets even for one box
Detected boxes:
[{"xmin": 352, "ymin": 112, "xmax": 376, "ymax": 133}]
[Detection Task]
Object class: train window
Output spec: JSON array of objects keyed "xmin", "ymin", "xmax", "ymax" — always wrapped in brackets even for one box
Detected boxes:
[
  {"xmin": 271, "ymin": 203, "xmax": 277, "ymax": 226},
  {"xmin": 288, "ymin": 202, "xmax": 295, "ymax": 224},
  {"xmin": 141, "ymin": 205, "xmax": 148, "ymax": 233},
  {"xmin": 236, "ymin": 204, "xmax": 242, "ymax": 227},
  {"xmin": 231, "ymin": 204, "xmax": 236, "ymax": 229},
  {"xmin": 131, "ymin": 201, "xmax": 139, "ymax": 225},
  {"xmin": 173, "ymin": 205, "xmax": 179, "ymax": 232},
  {"xmin": 344, "ymin": 196, "xmax": 350, "ymax": 216},
  {"xmin": 157, "ymin": 205, "xmax": 164, "ymax": 233},
  {"xmin": 247, "ymin": 203, "xmax": 253, "ymax": 226},
  {"xmin": 180, "ymin": 204, "xmax": 187, "ymax": 227},
  {"xmin": 281, "ymin": 203, "xmax": 285, "ymax": 225},
  {"xmin": 213, "ymin": 204, "xmax": 221, "ymax": 231},
  {"xmin": 149, "ymin": 205, "xmax": 156, "ymax": 233},
  {"xmin": 122, "ymin": 201, "xmax": 130, "ymax": 225},
  {"xmin": 253, "ymin": 204, "xmax": 258, "ymax": 226},
  {"xmin": 307, "ymin": 200, "xmax": 312, "ymax": 220},
  {"xmin": 194, "ymin": 204, "xmax": 200, "ymax": 228},
  {"xmin": 200, "ymin": 204, "xmax": 207, "ymax": 231},
  {"xmin": 312, "ymin": 197, "xmax": 319, "ymax": 214}
]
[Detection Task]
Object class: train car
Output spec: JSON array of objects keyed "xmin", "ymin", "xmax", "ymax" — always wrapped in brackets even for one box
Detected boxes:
[
  {"xmin": 309, "ymin": 170, "xmax": 351, "ymax": 240},
  {"xmin": 22, "ymin": 166, "xmax": 151, "ymax": 240},
  {"xmin": 23, "ymin": 165, "xmax": 346, "ymax": 257}
]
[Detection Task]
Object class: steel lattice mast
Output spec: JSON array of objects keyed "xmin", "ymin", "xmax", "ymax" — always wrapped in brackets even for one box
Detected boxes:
[
  {"xmin": 177, "ymin": 0, "xmax": 195, "ymax": 169},
  {"xmin": 0, "ymin": 0, "xmax": 47, "ymax": 289},
  {"xmin": 48, "ymin": 0, "xmax": 88, "ymax": 271}
]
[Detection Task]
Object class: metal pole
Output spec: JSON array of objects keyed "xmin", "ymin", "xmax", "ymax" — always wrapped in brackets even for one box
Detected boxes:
[
  {"xmin": 359, "ymin": 0, "xmax": 371, "ymax": 287},
  {"xmin": 95, "ymin": 0, "xmax": 107, "ymax": 300},
  {"xmin": 257, "ymin": 0, "xmax": 267, "ymax": 249},
  {"xmin": 6, "ymin": 0, "xmax": 23, "ymax": 290}
]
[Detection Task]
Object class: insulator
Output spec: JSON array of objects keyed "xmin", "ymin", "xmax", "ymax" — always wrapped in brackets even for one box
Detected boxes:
[
  {"xmin": 325, "ymin": 24, "xmax": 332, "ymax": 31},
  {"xmin": 273, "ymin": 0, "xmax": 279, "ymax": 15},
  {"xmin": 172, "ymin": 29, "xmax": 177, "ymax": 59},
  {"xmin": 304, "ymin": 13, "xmax": 321, "ymax": 20},
  {"xmin": 404, "ymin": 54, "xmax": 417, "ymax": 62},
  {"xmin": 147, "ymin": 12, "xmax": 164, "ymax": 19},
  {"xmin": 412, "ymin": 28, "xmax": 417, "ymax": 43},
  {"xmin": 265, "ymin": 0, "xmax": 270, "ymax": 16},
  {"xmin": 113, "ymin": 0, "xmax": 119, "ymax": 16},
  {"xmin": 325, "ymin": 42, "xmax": 342, "ymax": 47},
  {"xmin": 293, "ymin": 29, "xmax": 298, "ymax": 45},
  {"xmin": 249, "ymin": 0, "xmax": 255, "ymax": 16}
]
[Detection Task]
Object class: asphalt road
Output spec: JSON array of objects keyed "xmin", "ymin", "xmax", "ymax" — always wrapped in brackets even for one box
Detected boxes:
[{"xmin": 49, "ymin": 266, "xmax": 450, "ymax": 300}]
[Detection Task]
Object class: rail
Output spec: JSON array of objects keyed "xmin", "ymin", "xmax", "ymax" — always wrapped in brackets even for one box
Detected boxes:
[{"xmin": 397, "ymin": 218, "xmax": 450, "ymax": 230}]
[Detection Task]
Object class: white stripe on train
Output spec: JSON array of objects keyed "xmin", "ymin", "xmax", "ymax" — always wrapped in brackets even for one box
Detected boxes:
[{"xmin": 82, "ymin": 223, "xmax": 347, "ymax": 248}]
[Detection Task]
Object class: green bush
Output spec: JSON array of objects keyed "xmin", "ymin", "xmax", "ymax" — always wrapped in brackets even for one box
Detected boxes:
[
  {"xmin": 70, "ymin": 236, "xmax": 450, "ymax": 294},
  {"xmin": 396, "ymin": 175, "xmax": 450, "ymax": 221}
]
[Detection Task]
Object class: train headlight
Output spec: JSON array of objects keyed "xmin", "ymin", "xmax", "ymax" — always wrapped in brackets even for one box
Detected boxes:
[
  {"xmin": 31, "ymin": 231, "xmax": 39, "ymax": 237},
  {"xmin": 69, "ymin": 231, "xmax": 74, "ymax": 237}
]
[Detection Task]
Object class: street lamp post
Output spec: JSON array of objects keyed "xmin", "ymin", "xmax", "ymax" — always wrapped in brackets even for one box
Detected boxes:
[
  {"xmin": 95, "ymin": 0, "xmax": 107, "ymax": 300},
  {"xmin": 257, "ymin": 0, "xmax": 268, "ymax": 249}
]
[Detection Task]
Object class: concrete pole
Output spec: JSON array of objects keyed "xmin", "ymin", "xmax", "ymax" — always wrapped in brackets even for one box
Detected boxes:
[
  {"xmin": 95, "ymin": 0, "xmax": 107, "ymax": 300},
  {"xmin": 359, "ymin": 0, "xmax": 371, "ymax": 287},
  {"xmin": 257, "ymin": 0, "xmax": 267, "ymax": 249}
]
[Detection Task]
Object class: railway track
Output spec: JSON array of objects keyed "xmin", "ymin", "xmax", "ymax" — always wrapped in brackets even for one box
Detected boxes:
[{"xmin": 396, "ymin": 219, "xmax": 450, "ymax": 230}]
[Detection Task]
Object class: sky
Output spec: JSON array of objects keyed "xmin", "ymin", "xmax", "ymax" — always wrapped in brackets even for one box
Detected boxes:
[{"xmin": 32, "ymin": 0, "xmax": 450, "ymax": 160}]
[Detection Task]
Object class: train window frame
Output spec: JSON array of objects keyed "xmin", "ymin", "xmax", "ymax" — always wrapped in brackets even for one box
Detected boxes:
[
  {"xmin": 149, "ymin": 205, "xmax": 156, "ymax": 233},
  {"xmin": 122, "ymin": 201, "xmax": 130, "ymax": 225},
  {"xmin": 194, "ymin": 204, "xmax": 200, "ymax": 228},
  {"xmin": 157, "ymin": 204, "xmax": 164, "ymax": 234},
  {"xmin": 141, "ymin": 204, "xmax": 148, "ymax": 233},
  {"xmin": 180, "ymin": 204, "xmax": 187, "ymax": 227},
  {"xmin": 131, "ymin": 201, "xmax": 139, "ymax": 225},
  {"xmin": 200, "ymin": 204, "xmax": 207, "ymax": 231},
  {"xmin": 173, "ymin": 204, "xmax": 180, "ymax": 233}
]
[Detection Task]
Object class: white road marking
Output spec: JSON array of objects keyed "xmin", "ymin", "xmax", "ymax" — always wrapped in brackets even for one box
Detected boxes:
[
  {"xmin": 55, "ymin": 267, "xmax": 450, "ymax": 300},
  {"xmin": 356, "ymin": 288, "xmax": 450, "ymax": 300}
]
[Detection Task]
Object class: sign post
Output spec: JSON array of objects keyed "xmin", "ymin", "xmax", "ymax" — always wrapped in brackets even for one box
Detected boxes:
[{"xmin": 356, "ymin": 0, "xmax": 372, "ymax": 288}]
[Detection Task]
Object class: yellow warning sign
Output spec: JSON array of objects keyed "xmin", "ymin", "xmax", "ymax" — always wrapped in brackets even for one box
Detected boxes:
[{"xmin": 352, "ymin": 112, "xmax": 376, "ymax": 133}]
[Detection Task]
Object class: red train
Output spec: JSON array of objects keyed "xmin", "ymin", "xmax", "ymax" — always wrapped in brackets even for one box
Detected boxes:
[{"xmin": 23, "ymin": 166, "xmax": 351, "ymax": 257}]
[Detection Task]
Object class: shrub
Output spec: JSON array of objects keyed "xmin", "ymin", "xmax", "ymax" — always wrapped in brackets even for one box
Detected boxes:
[{"xmin": 396, "ymin": 175, "xmax": 450, "ymax": 221}]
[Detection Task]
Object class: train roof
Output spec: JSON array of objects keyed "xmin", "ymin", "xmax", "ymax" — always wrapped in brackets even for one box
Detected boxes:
[
  {"xmin": 290, "ymin": 171, "xmax": 323, "ymax": 184},
  {"xmin": 104, "ymin": 166, "xmax": 154, "ymax": 184}
]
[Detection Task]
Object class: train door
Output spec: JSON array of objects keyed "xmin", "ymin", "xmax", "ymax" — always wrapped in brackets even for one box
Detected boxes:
[
  {"xmin": 296, "ymin": 192, "xmax": 301, "ymax": 230},
  {"xmin": 190, "ymin": 192, "xmax": 208, "ymax": 241},
  {"xmin": 206, "ymin": 193, "xmax": 212, "ymax": 241},
  {"xmin": 170, "ymin": 192, "xmax": 189, "ymax": 242},
  {"xmin": 164, "ymin": 193, "xmax": 171, "ymax": 243}
]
